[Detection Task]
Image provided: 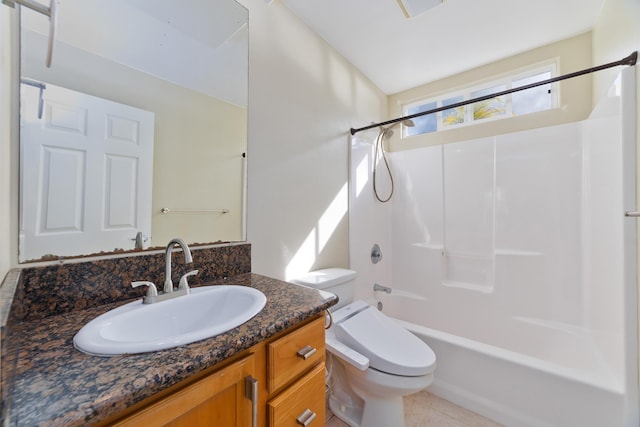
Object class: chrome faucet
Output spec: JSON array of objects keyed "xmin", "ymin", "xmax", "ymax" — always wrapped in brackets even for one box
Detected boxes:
[
  {"xmin": 164, "ymin": 238, "xmax": 193, "ymax": 293},
  {"xmin": 373, "ymin": 283, "xmax": 392, "ymax": 294},
  {"xmin": 131, "ymin": 238, "xmax": 198, "ymax": 304}
]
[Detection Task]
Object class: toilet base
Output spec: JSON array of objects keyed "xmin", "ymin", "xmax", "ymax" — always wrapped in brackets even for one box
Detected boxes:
[
  {"xmin": 328, "ymin": 358, "xmax": 363, "ymax": 427},
  {"xmin": 360, "ymin": 395, "xmax": 405, "ymax": 427},
  {"xmin": 328, "ymin": 394, "xmax": 362, "ymax": 427},
  {"xmin": 328, "ymin": 355, "xmax": 433, "ymax": 427},
  {"xmin": 329, "ymin": 389, "xmax": 407, "ymax": 427}
]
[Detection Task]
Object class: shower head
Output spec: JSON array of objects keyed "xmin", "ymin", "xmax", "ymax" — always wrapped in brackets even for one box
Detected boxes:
[
  {"xmin": 387, "ymin": 119, "xmax": 415, "ymax": 130},
  {"xmin": 380, "ymin": 119, "xmax": 415, "ymax": 138}
]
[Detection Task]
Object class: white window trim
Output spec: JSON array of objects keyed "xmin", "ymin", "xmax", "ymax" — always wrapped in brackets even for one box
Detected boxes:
[{"xmin": 402, "ymin": 60, "xmax": 559, "ymax": 138}]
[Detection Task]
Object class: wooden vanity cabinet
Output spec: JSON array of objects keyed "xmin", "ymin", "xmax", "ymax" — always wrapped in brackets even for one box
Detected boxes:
[
  {"xmin": 111, "ymin": 353, "xmax": 257, "ymax": 427},
  {"xmin": 104, "ymin": 314, "xmax": 326, "ymax": 427},
  {"xmin": 266, "ymin": 316, "xmax": 326, "ymax": 427}
]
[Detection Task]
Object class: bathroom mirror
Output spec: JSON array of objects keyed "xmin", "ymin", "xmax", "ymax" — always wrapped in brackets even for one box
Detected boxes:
[{"xmin": 18, "ymin": 0, "xmax": 248, "ymax": 262}]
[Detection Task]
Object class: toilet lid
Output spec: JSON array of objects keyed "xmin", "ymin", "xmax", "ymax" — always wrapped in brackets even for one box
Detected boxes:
[{"xmin": 334, "ymin": 306, "xmax": 436, "ymax": 376}]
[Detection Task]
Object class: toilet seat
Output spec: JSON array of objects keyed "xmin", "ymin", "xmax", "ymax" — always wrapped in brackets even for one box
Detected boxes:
[{"xmin": 334, "ymin": 303, "xmax": 436, "ymax": 377}]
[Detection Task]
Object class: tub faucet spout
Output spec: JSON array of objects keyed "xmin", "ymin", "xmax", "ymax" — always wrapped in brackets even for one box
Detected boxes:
[
  {"xmin": 373, "ymin": 283, "xmax": 392, "ymax": 294},
  {"xmin": 164, "ymin": 238, "xmax": 193, "ymax": 293}
]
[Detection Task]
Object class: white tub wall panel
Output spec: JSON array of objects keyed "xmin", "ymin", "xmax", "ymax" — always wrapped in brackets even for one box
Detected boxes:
[
  {"xmin": 581, "ymin": 107, "xmax": 625, "ymax": 383},
  {"xmin": 378, "ymin": 286, "xmax": 509, "ymax": 351},
  {"xmin": 619, "ymin": 67, "xmax": 638, "ymax": 425},
  {"xmin": 390, "ymin": 146, "xmax": 443, "ymax": 298},
  {"xmin": 442, "ymin": 137, "xmax": 496, "ymax": 291},
  {"xmin": 349, "ymin": 134, "xmax": 393, "ymax": 303},
  {"xmin": 387, "ymin": 122, "xmax": 602, "ymax": 334},
  {"xmin": 442, "ymin": 137, "xmax": 495, "ymax": 256},
  {"xmin": 494, "ymin": 252, "xmax": 547, "ymax": 322},
  {"xmin": 494, "ymin": 124, "xmax": 584, "ymax": 325}
]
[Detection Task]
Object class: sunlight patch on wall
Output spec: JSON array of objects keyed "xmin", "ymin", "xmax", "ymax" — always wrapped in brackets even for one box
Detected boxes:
[
  {"xmin": 285, "ymin": 182, "xmax": 349, "ymax": 280},
  {"xmin": 285, "ymin": 228, "xmax": 316, "ymax": 281},
  {"xmin": 319, "ymin": 183, "xmax": 348, "ymax": 251}
]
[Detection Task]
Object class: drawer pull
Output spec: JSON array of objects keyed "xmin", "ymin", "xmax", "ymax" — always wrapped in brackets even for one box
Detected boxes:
[
  {"xmin": 296, "ymin": 409, "xmax": 317, "ymax": 426},
  {"xmin": 296, "ymin": 345, "xmax": 317, "ymax": 360}
]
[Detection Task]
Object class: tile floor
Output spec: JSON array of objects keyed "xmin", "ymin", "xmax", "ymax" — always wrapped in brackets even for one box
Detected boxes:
[{"xmin": 326, "ymin": 390, "xmax": 504, "ymax": 427}]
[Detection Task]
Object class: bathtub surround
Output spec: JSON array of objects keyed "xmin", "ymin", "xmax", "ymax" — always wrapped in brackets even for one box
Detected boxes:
[{"xmin": 350, "ymin": 69, "xmax": 637, "ymax": 426}]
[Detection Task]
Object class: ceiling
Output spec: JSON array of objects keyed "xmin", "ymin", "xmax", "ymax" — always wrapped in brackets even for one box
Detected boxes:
[{"xmin": 280, "ymin": 0, "xmax": 607, "ymax": 95}]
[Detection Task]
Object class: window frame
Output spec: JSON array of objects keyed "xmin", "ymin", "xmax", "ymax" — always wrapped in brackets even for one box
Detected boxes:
[{"xmin": 402, "ymin": 61, "xmax": 559, "ymax": 138}]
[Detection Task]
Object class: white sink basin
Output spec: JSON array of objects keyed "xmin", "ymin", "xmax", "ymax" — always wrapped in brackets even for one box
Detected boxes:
[{"xmin": 74, "ymin": 285, "xmax": 267, "ymax": 356}]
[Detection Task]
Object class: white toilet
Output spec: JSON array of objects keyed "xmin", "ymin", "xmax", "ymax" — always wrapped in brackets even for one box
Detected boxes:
[{"xmin": 293, "ymin": 268, "xmax": 436, "ymax": 427}]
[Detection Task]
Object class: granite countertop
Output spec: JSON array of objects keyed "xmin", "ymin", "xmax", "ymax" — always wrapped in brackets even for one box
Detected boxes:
[{"xmin": 2, "ymin": 273, "xmax": 336, "ymax": 427}]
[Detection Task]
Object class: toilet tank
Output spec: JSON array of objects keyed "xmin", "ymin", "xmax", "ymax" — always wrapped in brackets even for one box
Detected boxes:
[{"xmin": 292, "ymin": 268, "xmax": 357, "ymax": 310}]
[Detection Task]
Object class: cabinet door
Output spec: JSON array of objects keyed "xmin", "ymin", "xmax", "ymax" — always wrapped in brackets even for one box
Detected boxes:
[{"xmin": 113, "ymin": 353, "xmax": 257, "ymax": 427}]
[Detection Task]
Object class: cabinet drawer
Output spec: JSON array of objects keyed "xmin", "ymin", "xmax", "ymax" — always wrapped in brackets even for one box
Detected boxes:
[
  {"xmin": 268, "ymin": 316, "xmax": 325, "ymax": 394},
  {"xmin": 268, "ymin": 362, "xmax": 326, "ymax": 427}
]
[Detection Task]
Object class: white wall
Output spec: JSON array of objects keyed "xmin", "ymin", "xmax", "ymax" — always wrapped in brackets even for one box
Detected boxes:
[{"xmin": 239, "ymin": 0, "xmax": 387, "ymax": 281}]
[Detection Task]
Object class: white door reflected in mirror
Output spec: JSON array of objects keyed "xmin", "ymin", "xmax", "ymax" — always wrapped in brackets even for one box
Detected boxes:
[{"xmin": 20, "ymin": 83, "xmax": 154, "ymax": 262}]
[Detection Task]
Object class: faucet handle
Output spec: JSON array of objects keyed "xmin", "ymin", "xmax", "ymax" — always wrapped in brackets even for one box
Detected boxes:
[
  {"xmin": 178, "ymin": 270, "xmax": 199, "ymax": 292},
  {"xmin": 132, "ymin": 281, "xmax": 158, "ymax": 298}
]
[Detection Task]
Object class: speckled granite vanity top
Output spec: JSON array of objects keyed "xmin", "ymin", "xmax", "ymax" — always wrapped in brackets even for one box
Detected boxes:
[
  {"xmin": 2, "ymin": 273, "xmax": 335, "ymax": 426},
  {"xmin": 0, "ymin": 244, "xmax": 337, "ymax": 426}
]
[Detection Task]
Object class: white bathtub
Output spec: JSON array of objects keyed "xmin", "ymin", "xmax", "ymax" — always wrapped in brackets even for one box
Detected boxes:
[{"xmin": 376, "ymin": 293, "xmax": 635, "ymax": 427}]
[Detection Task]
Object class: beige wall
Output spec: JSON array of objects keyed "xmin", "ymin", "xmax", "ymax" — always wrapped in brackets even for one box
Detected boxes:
[
  {"xmin": 239, "ymin": 0, "xmax": 387, "ymax": 280},
  {"xmin": 592, "ymin": 0, "xmax": 640, "ymax": 386},
  {"xmin": 592, "ymin": 0, "xmax": 640, "ymax": 103},
  {"xmin": 0, "ymin": 0, "xmax": 385, "ymax": 282},
  {"xmin": 388, "ymin": 32, "xmax": 593, "ymax": 152}
]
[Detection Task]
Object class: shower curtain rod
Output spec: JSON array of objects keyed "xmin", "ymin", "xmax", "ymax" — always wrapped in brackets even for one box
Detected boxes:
[{"xmin": 350, "ymin": 51, "xmax": 638, "ymax": 136}]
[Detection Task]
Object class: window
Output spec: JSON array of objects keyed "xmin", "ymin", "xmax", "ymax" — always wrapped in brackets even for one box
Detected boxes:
[
  {"xmin": 404, "ymin": 63, "xmax": 557, "ymax": 138},
  {"xmin": 406, "ymin": 100, "xmax": 438, "ymax": 134}
]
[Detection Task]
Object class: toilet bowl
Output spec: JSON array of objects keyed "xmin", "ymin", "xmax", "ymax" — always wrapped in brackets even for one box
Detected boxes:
[
  {"xmin": 327, "ymin": 300, "xmax": 436, "ymax": 427},
  {"xmin": 292, "ymin": 270, "xmax": 436, "ymax": 427}
]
